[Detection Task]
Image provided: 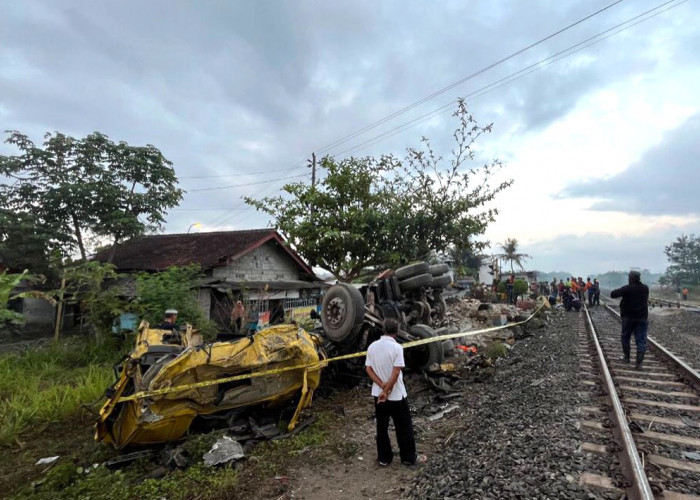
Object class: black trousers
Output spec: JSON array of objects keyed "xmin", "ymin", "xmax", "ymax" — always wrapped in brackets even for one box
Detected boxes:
[{"xmin": 374, "ymin": 397, "xmax": 417, "ymax": 464}]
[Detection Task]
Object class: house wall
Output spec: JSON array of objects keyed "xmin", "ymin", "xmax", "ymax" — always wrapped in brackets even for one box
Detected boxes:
[
  {"xmin": 198, "ymin": 288, "xmax": 212, "ymax": 320},
  {"xmin": 211, "ymin": 240, "xmax": 301, "ymax": 282}
]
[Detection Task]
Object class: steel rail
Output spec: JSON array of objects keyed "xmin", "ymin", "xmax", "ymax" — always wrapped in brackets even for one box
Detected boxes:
[
  {"xmin": 584, "ymin": 304, "xmax": 655, "ymax": 500},
  {"xmin": 603, "ymin": 304, "xmax": 700, "ymax": 396}
]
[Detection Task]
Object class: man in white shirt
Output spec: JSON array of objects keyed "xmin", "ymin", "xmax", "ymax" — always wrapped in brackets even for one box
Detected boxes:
[{"xmin": 365, "ymin": 318, "xmax": 425, "ymax": 466}]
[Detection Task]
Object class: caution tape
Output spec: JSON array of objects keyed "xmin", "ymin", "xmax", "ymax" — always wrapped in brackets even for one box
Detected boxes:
[{"xmin": 117, "ymin": 300, "xmax": 548, "ymax": 403}]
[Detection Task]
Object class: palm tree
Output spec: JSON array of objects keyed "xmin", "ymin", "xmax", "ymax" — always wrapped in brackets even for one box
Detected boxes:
[{"xmin": 499, "ymin": 238, "xmax": 530, "ymax": 273}]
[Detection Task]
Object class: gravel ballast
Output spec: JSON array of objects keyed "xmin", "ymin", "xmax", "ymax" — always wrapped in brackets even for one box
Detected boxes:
[{"xmin": 410, "ymin": 309, "xmax": 607, "ymax": 499}]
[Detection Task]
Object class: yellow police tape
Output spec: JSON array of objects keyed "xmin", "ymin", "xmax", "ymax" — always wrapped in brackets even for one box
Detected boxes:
[{"xmin": 117, "ymin": 299, "xmax": 549, "ymax": 403}]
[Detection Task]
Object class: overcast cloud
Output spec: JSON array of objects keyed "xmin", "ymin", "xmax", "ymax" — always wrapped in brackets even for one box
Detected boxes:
[{"xmin": 2, "ymin": 0, "xmax": 699, "ymax": 275}]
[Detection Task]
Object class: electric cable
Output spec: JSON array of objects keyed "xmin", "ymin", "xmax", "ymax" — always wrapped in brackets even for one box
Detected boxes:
[{"xmin": 314, "ymin": 0, "xmax": 628, "ymax": 156}]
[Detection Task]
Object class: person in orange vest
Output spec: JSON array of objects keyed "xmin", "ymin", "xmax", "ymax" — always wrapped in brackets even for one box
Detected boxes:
[
  {"xmin": 586, "ymin": 277, "xmax": 594, "ymax": 306},
  {"xmin": 683, "ymin": 287, "xmax": 689, "ymax": 301}
]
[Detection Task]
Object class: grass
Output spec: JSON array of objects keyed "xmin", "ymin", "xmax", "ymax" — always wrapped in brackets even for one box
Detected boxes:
[{"xmin": 0, "ymin": 337, "xmax": 124, "ymax": 446}]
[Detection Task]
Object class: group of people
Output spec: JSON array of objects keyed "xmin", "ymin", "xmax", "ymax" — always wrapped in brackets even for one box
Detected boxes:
[
  {"xmin": 675, "ymin": 286, "xmax": 690, "ymax": 301},
  {"xmin": 549, "ymin": 276, "xmax": 601, "ymax": 311}
]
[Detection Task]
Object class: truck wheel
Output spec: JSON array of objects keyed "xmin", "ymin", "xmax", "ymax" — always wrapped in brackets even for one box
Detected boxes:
[
  {"xmin": 395, "ymin": 261, "xmax": 429, "ymax": 280},
  {"xmin": 404, "ymin": 324, "xmax": 444, "ymax": 371},
  {"xmin": 431, "ymin": 274, "xmax": 452, "ymax": 289},
  {"xmin": 400, "ymin": 273, "xmax": 433, "ymax": 291},
  {"xmin": 322, "ymin": 284, "xmax": 365, "ymax": 343},
  {"xmin": 429, "ymin": 263, "xmax": 449, "ymax": 276}
]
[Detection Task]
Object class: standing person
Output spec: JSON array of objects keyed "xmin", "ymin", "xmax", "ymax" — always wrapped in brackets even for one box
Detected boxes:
[
  {"xmin": 610, "ymin": 271, "xmax": 649, "ymax": 370},
  {"xmin": 506, "ymin": 274, "xmax": 515, "ymax": 305},
  {"xmin": 577, "ymin": 277, "xmax": 586, "ymax": 301},
  {"xmin": 551, "ymin": 278, "xmax": 558, "ymax": 301},
  {"xmin": 365, "ymin": 319, "xmax": 426, "ymax": 467},
  {"xmin": 593, "ymin": 279, "xmax": 601, "ymax": 306},
  {"xmin": 230, "ymin": 300, "xmax": 246, "ymax": 333},
  {"xmin": 683, "ymin": 287, "xmax": 689, "ymax": 301},
  {"xmin": 586, "ymin": 277, "xmax": 594, "ymax": 307},
  {"xmin": 676, "ymin": 285, "xmax": 682, "ymax": 302}
]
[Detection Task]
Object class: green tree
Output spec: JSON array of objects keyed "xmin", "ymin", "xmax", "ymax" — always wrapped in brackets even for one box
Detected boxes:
[
  {"xmin": 59, "ymin": 262, "xmax": 129, "ymax": 339},
  {"xmin": 499, "ymin": 238, "xmax": 530, "ymax": 273},
  {"xmin": 135, "ymin": 265, "xmax": 217, "ymax": 338},
  {"xmin": 247, "ymin": 99, "xmax": 511, "ymax": 281},
  {"xmin": 663, "ymin": 234, "xmax": 700, "ymax": 285},
  {"xmin": 0, "ymin": 131, "xmax": 183, "ymax": 264}
]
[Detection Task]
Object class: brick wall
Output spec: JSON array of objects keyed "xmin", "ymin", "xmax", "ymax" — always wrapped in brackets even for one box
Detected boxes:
[{"xmin": 212, "ymin": 240, "xmax": 300, "ymax": 282}]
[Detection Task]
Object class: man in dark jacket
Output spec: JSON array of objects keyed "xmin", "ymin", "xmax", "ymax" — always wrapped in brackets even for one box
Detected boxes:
[{"xmin": 610, "ymin": 271, "xmax": 649, "ymax": 369}]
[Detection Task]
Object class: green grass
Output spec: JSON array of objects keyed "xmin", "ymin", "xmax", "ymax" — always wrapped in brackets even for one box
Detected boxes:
[
  {"xmin": 0, "ymin": 338, "xmax": 124, "ymax": 446},
  {"xmin": 15, "ymin": 461, "xmax": 239, "ymax": 500}
]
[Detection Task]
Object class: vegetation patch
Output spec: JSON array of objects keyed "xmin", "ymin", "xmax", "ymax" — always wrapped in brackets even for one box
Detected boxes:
[{"xmin": 0, "ymin": 338, "xmax": 124, "ymax": 446}]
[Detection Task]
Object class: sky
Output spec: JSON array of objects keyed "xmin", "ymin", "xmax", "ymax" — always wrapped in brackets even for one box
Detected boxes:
[{"xmin": 1, "ymin": 0, "xmax": 699, "ymax": 278}]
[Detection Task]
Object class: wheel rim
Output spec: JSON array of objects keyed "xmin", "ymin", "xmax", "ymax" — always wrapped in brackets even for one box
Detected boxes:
[{"xmin": 325, "ymin": 296, "xmax": 348, "ymax": 329}]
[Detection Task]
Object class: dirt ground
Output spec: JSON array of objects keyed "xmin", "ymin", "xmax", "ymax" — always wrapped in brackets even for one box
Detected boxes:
[{"xmin": 235, "ymin": 382, "xmax": 472, "ymax": 500}]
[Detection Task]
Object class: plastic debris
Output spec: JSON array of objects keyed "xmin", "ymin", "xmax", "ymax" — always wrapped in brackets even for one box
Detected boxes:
[
  {"xmin": 203, "ymin": 436, "xmax": 245, "ymax": 466},
  {"xmin": 428, "ymin": 404, "xmax": 459, "ymax": 421},
  {"xmin": 35, "ymin": 456, "xmax": 59, "ymax": 466}
]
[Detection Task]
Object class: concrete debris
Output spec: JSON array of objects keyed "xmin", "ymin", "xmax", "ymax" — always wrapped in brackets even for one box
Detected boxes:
[{"xmin": 203, "ymin": 436, "xmax": 245, "ymax": 467}]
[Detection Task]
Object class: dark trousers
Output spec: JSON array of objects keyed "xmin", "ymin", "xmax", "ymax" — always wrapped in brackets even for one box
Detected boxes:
[
  {"xmin": 621, "ymin": 317, "xmax": 648, "ymax": 355},
  {"xmin": 588, "ymin": 290, "xmax": 594, "ymax": 306},
  {"xmin": 374, "ymin": 397, "xmax": 416, "ymax": 465}
]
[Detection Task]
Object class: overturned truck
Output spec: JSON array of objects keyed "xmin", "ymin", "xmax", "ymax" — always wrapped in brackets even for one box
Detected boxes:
[
  {"xmin": 95, "ymin": 323, "xmax": 323, "ymax": 449},
  {"xmin": 95, "ymin": 261, "xmax": 450, "ymax": 448},
  {"xmin": 321, "ymin": 261, "xmax": 450, "ymax": 371}
]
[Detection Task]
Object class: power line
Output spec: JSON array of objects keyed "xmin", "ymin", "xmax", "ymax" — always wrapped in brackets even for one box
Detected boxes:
[
  {"xmin": 200, "ymin": 0, "xmax": 686, "ymax": 223},
  {"xmin": 186, "ymin": 173, "xmax": 307, "ymax": 192},
  {"xmin": 329, "ymin": 0, "xmax": 684, "ymax": 159},
  {"xmin": 179, "ymin": 165, "xmax": 307, "ymax": 179},
  {"xmin": 314, "ymin": 0, "xmax": 627, "ymax": 156}
]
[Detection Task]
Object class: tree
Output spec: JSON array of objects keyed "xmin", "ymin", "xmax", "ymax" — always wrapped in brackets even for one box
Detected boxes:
[
  {"xmin": 135, "ymin": 264, "xmax": 217, "ymax": 338},
  {"xmin": 499, "ymin": 238, "xmax": 530, "ymax": 273},
  {"xmin": 0, "ymin": 131, "xmax": 183, "ymax": 264},
  {"xmin": 448, "ymin": 244, "xmax": 484, "ymax": 277},
  {"xmin": 247, "ymin": 99, "xmax": 512, "ymax": 281},
  {"xmin": 663, "ymin": 234, "xmax": 700, "ymax": 285}
]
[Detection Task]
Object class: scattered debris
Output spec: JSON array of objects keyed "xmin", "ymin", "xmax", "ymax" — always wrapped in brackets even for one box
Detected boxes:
[
  {"xmin": 203, "ymin": 436, "xmax": 245, "ymax": 467},
  {"xmin": 35, "ymin": 456, "xmax": 59, "ymax": 466},
  {"xmin": 427, "ymin": 404, "xmax": 459, "ymax": 421},
  {"xmin": 683, "ymin": 451, "xmax": 700, "ymax": 461}
]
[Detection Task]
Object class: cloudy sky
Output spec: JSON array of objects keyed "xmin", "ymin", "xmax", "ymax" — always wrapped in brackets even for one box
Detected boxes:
[{"xmin": 2, "ymin": 0, "xmax": 699, "ymax": 277}]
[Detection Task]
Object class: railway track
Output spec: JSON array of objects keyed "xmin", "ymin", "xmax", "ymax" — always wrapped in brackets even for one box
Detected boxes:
[{"xmin": 577, "ymin": 302, "xmax": 700, "ymax": 499}]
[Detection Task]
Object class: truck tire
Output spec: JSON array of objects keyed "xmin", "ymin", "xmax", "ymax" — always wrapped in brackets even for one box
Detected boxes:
[
  {"xmin": 322, "ymin": 284, "xmax": 365, "ymax": 343},
  {"xmin": 395, "ymin": 261, "xmax": 429, "ymax": 280},
  {"xmin": 400, "ymin": 273, "xmax": 433, "ymax": 291},
  {"xmin": 431, "ymin": 274, "xmax": 452, "ymax": 289},
  {"xmin": 404, "ymin": 324, "xmax": 443, "ymax": 371},
  {"xmin": 429, "ymin": 263, "xmax": 449, "ymax": 276}
]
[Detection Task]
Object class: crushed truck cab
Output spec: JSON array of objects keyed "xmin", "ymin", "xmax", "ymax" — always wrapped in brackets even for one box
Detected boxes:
[{"xmin": 95, "ymin": 322, "xmax": 323, "ymax": 449}]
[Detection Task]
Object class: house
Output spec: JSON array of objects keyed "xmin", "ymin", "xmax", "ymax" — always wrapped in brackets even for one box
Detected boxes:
[{"xmin": 94, "ymin": 229, "xmax": 324, "ymax": 331}]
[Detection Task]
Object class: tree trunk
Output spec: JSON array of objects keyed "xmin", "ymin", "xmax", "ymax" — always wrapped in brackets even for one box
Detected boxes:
[
  {"xmin": 53, "ymin": 274, "xmax": 66, "ymax": 342},
  {"xmin": 107, "ymin": 235, "xmax": 120, "ymax": 264},
  {"xmin": 71, "ymin": 213, "xmax": 87, "ymax": 262}
]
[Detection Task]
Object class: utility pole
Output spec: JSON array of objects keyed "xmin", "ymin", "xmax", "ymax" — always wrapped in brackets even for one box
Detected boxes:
[
  {"xmin": 308, "ymin": 153, "xmax": 317, "ymax": 215},
  {"xmin": 309, "ymin": 152, "xmax": 317, "ymax": 189}
]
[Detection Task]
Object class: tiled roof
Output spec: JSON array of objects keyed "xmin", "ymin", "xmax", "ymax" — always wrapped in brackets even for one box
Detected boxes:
[{"xmin": 93, "ymin": 229, "xmax": 314, "ymax": 275}]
